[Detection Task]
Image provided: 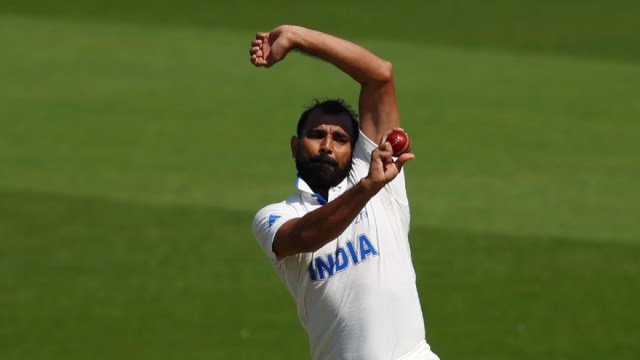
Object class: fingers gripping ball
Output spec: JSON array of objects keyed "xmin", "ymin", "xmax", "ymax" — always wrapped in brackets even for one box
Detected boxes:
[{"xmin": 386, "ymin": 130, "xmax": 411, "ymax": 157}]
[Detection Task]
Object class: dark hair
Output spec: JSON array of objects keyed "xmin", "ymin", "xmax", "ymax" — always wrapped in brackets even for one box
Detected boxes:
[{"xmin": 296, "ymin": 99, "xmax": 359, "ymax": 145}]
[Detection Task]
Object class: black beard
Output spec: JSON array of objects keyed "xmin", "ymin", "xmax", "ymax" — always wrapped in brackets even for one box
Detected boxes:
[{"xmin": 296, "ymin": 153, "xmax": 351, "ymax": 191}]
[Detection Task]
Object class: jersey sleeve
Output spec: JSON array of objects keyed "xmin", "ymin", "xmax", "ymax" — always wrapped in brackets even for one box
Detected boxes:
[
  {"xmin": 252, "ymin": 202, "xmax": 299, "ymax": 264},
  {"xmin": 352, "ymin": 130, "xmax": 410, "ymax": 205}
]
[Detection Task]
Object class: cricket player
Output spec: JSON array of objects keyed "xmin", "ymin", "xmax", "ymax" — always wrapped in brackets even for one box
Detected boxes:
[{"xmin": 250, "ymin": 25, "xmax": 439, "ymax": 360}]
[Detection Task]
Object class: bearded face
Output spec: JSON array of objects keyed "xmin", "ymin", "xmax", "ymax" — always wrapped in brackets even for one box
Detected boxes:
[
  {"xmin": 295, "ymin": 151, "xmax": 352, "ymax": 190},
  {"xmin": 291, "ymin": 111, "xmax": 355, "ymax": 193}
]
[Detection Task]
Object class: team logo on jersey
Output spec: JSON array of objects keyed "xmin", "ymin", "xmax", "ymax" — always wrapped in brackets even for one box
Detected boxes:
[
  {"xmin": 308, "ymin": 233, "xmax": 378, "ymax": 282},
  {"xmin": 355, "ymin": 208, "xmax": 368, "ymax": 224},
  {"xmin": 268, "ymin": 214, "xmax": 281, "ymax": 228}
]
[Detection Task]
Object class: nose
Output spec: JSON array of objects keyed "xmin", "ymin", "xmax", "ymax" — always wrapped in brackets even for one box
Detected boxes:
[{"xmin": 319, "ymin": 136, "xmax": 333, "ymax": 154}]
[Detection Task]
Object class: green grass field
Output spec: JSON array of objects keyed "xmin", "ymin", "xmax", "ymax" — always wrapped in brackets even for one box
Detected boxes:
[{"xmin": 1, "ymin": 1, "xmax": 639, "ymax": 359}]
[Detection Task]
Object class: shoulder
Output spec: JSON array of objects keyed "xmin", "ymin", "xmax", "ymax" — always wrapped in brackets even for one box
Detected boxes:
[
  {"xmin": 253, "ymin": 195, "xmax": 298, "ymax": 220},
  {"xmin": 353, "ymin": 129, "xmax": 379, "ymax": 160},
  {"xmin": 350, "ymin": 130, "xmax": 379, "ymax": 181},
  {"xmin": 252, "ymin": 195, "xmax": 304, "ymax": 262},
  {"xmin": 252, "ymin": 194, "xmax": 304, "ymax": 230}
]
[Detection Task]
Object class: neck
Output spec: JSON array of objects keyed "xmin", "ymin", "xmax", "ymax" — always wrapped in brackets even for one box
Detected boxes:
[{"xmin": 313, "ymin": 188, "xmax": 329, "ymax": 202}]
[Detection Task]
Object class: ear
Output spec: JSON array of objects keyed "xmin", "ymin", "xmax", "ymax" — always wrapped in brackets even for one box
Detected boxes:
[{"xmin": 290, "ymin": 136, "xmax": 299, "ymax": 158}]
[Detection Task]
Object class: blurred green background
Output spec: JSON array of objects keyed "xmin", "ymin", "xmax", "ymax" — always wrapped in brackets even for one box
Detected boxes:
[{"xmin": 1, "ymin": 1, "xmax": 639, "ymax": 359}]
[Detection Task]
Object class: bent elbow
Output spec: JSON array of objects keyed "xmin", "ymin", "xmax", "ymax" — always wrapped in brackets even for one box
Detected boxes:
[
  {"xmin": 359, "ymin": 60, "xmax": 394, "ymax": 85},
  {"xmin": 378, "ymin": 60, "xmax": 393, "ymax": 82},
  {"xmin": 366, "ymin": 60, "xmax": 393, "ymax": 84}
]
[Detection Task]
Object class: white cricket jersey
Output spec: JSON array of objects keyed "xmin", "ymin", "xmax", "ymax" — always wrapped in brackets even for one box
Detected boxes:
[{"xmin": 252, "ymin": 131, "xmax": 438, "ymax": 360}]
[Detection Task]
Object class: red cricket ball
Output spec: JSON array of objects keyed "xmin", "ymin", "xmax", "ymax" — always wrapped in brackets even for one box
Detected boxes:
[{"xmin": 386, "ymin": 130, "xmax": 411, "ymax": 157}]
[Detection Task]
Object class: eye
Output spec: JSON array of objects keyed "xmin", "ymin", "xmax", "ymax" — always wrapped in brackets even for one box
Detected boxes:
[
  {"xmin": 333, "ymin": 134, "xmax": 349, "ymax": 144},
  {"xmin": 307, "ymin": 130, "xmax": 325, "ymax": 139}
]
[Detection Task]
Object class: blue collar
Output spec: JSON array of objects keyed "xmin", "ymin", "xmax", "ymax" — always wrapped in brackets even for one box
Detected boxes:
[{"xmin": 295, "ymin": 176, "xmax": 347, "ymax": 206}]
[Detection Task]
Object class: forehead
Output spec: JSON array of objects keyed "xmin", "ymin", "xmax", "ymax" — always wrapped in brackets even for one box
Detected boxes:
[{"xmin": 302, "ymin": 108, "xmax": 354, "ymax": 135}]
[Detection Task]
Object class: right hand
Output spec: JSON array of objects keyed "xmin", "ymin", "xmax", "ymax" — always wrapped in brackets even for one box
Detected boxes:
[
  {"xmin": 364, "ymin": 128, "xmax": 415, "ymax": 191},
  {"xmin": 249, "ymin": 25, "xmax": 296, "ymax": 68}
]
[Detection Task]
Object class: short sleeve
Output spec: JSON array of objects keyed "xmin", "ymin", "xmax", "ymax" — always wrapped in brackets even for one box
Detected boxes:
[
  {"xmin": 351, "ymin": 130, "xmax": 409, "ymax": 205},
  {"xmin": 252, "ymin": 202, "xmax": 299, "ymax": 263},
  {"xmin": 351, "ymin": 130, "xmax": 378, "ymax": 179}
]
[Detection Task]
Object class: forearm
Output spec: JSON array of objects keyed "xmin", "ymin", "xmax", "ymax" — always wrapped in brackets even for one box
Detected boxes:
[
  {"xmin": 287, "ymin": 26, "xmax": 392, "ymax": 85},
  {"xmin": 273, "ymin": 178, "xmax": 382, "ymax": 258},
  {"xmin": 250, "ymin": 25, "xmax": 399, "ymax": 139}
]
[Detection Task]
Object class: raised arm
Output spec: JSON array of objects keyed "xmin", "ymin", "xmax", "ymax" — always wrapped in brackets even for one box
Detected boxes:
[{"xmin": 249, "ymin": 25, "xmax": 399, "ymax": 142}]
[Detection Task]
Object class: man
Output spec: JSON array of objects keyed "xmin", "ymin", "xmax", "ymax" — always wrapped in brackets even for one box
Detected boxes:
[{"xmin": 250, "ymin": 25, "xmax": 439, "ymax": 360}]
